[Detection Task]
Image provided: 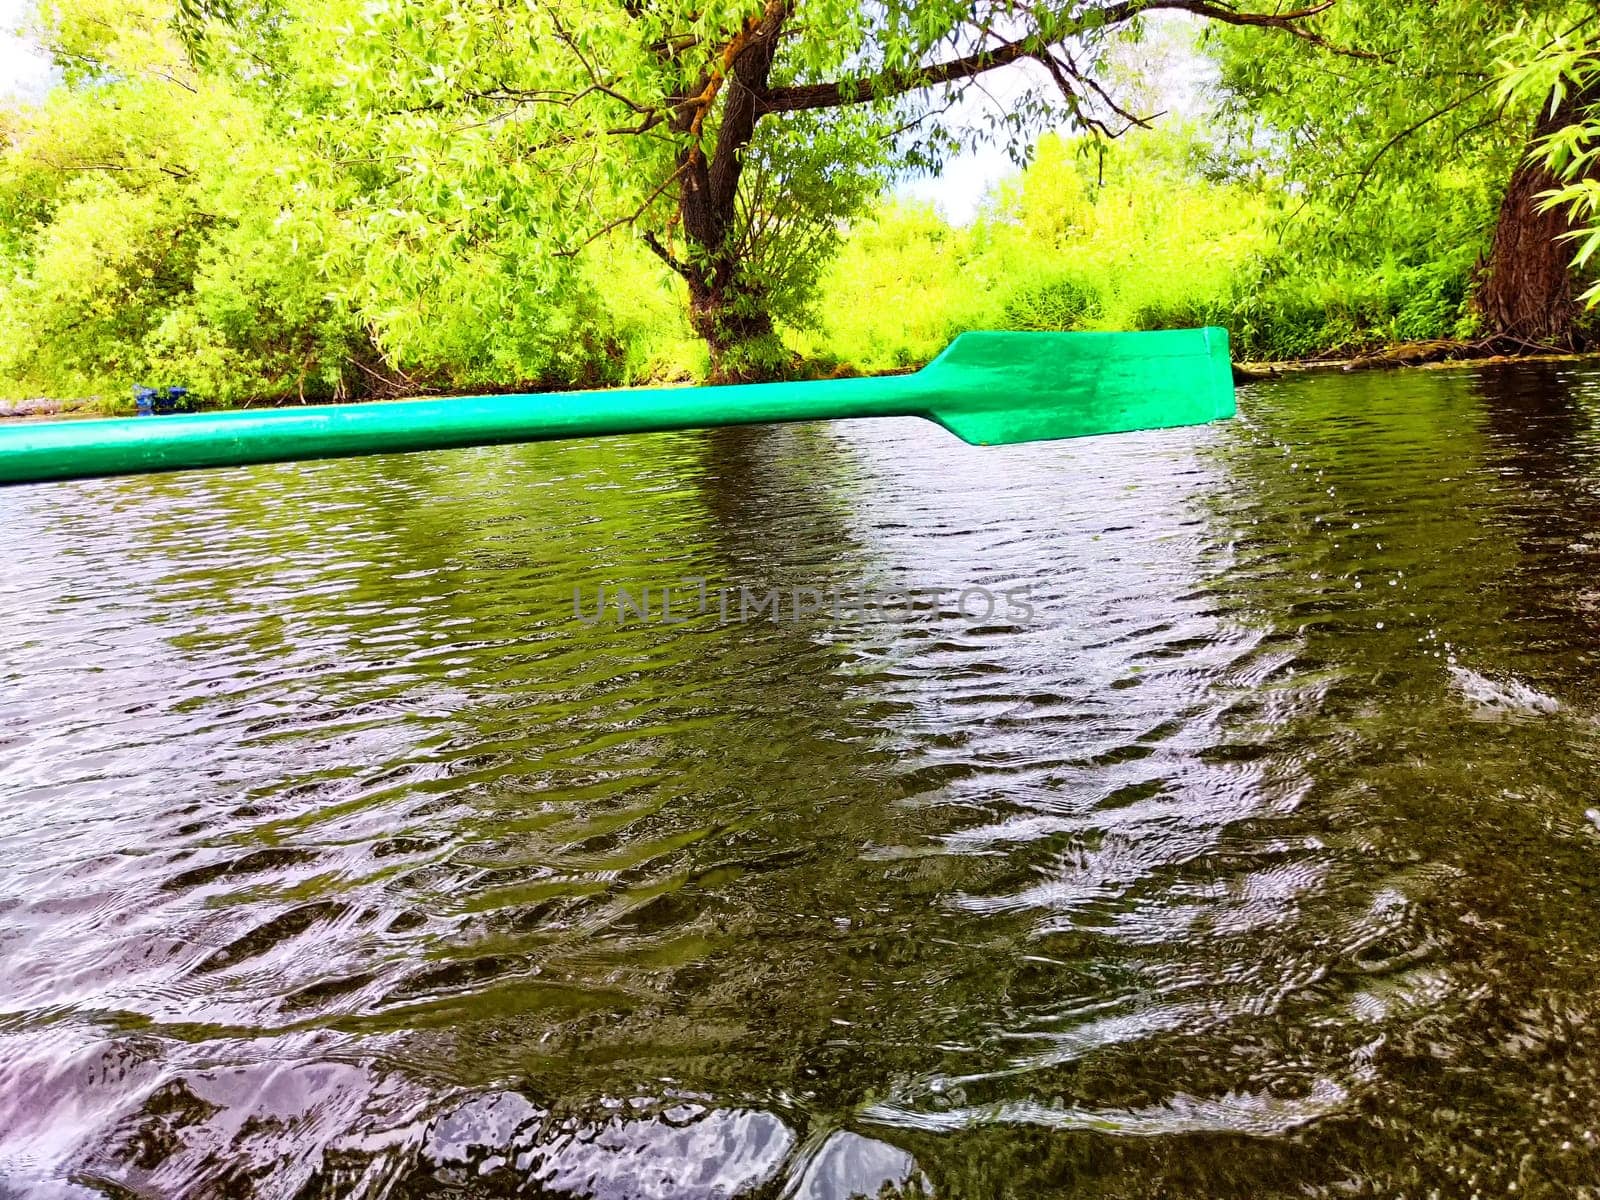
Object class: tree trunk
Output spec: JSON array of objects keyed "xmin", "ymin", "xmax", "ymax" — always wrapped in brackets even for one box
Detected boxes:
[
  {"xmin": 675, "ymin": 161, "xmax": 783, "ymax": 381},
  {"xmin": 688, "ymin": 275, "xmax": 786, "ymax": 383},
  {"xmin": 670, "ymin": 167, "xmax": 788, "ymax": 383},
  {"xmin": 1476, "ymin": 79, "xmax": 1600, "ymax": 351},
  {"xmin": 647, "ymin": 4, "xmax": 792, "ymax": 384}
]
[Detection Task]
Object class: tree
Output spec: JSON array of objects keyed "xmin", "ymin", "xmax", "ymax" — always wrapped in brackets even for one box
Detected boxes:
[
  {"xmin": 0, "ymin": 0, "xmax": 379, "ymax": 402},
  {"xmin": 1210, "ymin": 0, "xmax": 1598, "ymax": 351},
  {"xmin": 1475, "ymin": 70, "xmax": 1599, "ymax": 348},
  {"xmin": 7, "ymin": 0, "xmax": 708, "ymax": 400},
  {"xmin": 1500, "ymin": 22, "xmax": 1600, "ymax": 323},
  {"xmin": 197, "ymin": 0, "xmax": 1333, "ymax": 380}
]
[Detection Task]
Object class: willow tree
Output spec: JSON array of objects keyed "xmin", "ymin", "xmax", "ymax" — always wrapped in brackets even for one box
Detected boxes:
[
  {"xmin": 200, "ymin": 0, "xmax": 1332, "ymax": 380},
  {"xmin": 1212, "ymin": 0, "xmax": 1599, "ymax": 350},
  {"xmin": 1502, "ymin": 22, "xmax": 1600, "ymax": 325}
]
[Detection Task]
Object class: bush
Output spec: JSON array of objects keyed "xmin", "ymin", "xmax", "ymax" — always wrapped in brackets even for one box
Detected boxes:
[
  {"xmin": 1001, "ymin": 272, "xmax": 1103, "ymax": 330},
  {"xmin": 0, "ymin": 69, "xmax": 700, "ymax": 403},
  {"xmin": 805, "ymin": 127, "xmax": 1483, "ymax": 370}
]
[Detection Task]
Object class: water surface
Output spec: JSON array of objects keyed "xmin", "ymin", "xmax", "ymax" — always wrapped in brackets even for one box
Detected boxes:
[{"xmin": 4, "ymin": 365, "xmax": 1600, "ymax": 1197}]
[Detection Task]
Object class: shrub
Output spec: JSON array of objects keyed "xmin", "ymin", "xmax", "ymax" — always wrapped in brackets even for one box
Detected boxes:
[{"xmin": 1001, "ymin": 272, "xmax": 1103, "ymax": 330}]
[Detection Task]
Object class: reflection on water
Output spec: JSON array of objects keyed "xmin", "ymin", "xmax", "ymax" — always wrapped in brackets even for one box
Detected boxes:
[{"xmin": 5, "ymin": 365, "xmax": 1600, "ymax": 1196}]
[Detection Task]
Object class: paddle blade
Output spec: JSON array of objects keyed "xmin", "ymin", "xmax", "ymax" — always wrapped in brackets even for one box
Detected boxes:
[{"xmin": 916, "ymin": 327, "xmax": 1235, "ymax": 446}]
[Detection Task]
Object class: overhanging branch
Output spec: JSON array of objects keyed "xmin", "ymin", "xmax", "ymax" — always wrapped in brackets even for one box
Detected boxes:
[
  {"xmin": 758, "ymin": 34, "xmax": 1037, "ymax": 114},
  {"xmin": 758, "ymin": 0, "xmax": 1361, "ymax": 115},
  {"xmin": 555, "ymin": 165, "xmax": 687, "ymax": 257},
  {"xmin": 643, "ymin": 229, "xmax": 698, "ymax": 281}
]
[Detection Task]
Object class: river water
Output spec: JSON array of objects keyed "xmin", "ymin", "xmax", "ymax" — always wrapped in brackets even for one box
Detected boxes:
[{"xmin": 4, "ymin": 364, "xmax": 1600, "ymax": 1197}]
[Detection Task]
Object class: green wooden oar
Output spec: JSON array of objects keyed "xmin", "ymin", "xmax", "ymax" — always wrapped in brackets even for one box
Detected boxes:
[{"xmin": 0, "ymin": 328, "xmax": 1234, "ymax": 487}]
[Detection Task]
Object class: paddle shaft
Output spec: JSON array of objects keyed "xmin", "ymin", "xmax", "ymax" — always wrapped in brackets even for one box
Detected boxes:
[
  {"xmin": 0, "ymin": 329, "xmax": 1236, "ymax": 486},
  {"xmin": 0, "ymin": 376, "xmax": 927, "ymax": 487}
]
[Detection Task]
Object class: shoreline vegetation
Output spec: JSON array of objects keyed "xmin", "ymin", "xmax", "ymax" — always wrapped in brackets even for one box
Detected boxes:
[
  {"xmin": 2, "ymin": 5, "xmax": 1597, "ymax": 415},
  {"xmin": 10, "ymin": 344, "xmax": 1598, "ymax": 422}
]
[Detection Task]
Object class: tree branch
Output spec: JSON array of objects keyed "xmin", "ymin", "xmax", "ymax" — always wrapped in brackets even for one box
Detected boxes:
[
  {"xmin": 759, "ymin": 0, "xmax": 1364, "ymax": 114},
  {"xmin": 1335, "ymin": 76, "xmax": 1499, "ymax": 207},
  {"xmin": 555, "ymin": 165, "xmax": 687, "ymax": 257},
  {"xmin": 758, "ymin": 33, "xmax": 1038, "ymax": 114},
  {"xmin": 643, "ymin": 229, "xmax": 697, "ymax": 281}
]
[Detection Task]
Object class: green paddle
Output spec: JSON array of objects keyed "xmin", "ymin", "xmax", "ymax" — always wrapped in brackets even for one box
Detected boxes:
[{"xmin": 0, "ymin": 327, "xmax": 1234, "ymax": 486}]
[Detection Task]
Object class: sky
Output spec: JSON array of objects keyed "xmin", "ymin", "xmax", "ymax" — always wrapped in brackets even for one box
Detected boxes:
[
  {"xmin": 895, "ymin": 59, "xmax": 1057, "ymax": 224},
  {"xmin": 896, "ymin": 17, "xmax": 1215, "ymax": 223},
  {"xmin": 0, "ymin": 0, "xmax": 53, "ymax": 101}
]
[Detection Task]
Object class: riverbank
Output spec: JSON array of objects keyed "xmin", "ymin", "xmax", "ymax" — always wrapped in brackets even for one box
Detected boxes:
[
  {"xmin": 1234, "ymin": 342, "xmax": 1600, "ymax": 381},
  {"xmin": 0, "ymin": 396, "xmax": 108, "ymax": 419},
  {"xmin": 7, "ymin": 342, "xmax": 1599, "ymax": 419}
]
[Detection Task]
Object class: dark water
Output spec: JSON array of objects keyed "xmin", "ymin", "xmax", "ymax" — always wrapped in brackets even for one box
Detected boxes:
[{"xmin": 5, "ymin": 365, "xmax": 1600, "ymax": 1198}]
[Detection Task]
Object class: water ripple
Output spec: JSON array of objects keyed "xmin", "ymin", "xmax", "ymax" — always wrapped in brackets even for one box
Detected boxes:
[{"xmin": 5, "ymin": 368, "xmax": 1600, "ymax": 1193}]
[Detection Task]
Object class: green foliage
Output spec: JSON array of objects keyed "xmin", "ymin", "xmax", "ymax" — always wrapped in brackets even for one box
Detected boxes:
[
  {"xmin": 0, "ymin": 69, "xmax": 369, "ymax": 403},
  {"xmin": 730, "ymin": 110, "xmax": 888, "ymax": 333},
  {"xmin": 4, "ymin": 0, "xmax": 1595, "ymax": 402},
  {"xmin": 1209, "ymin": 0, "xmax": 1576, "ymax": 218},
  {"xmin": 1002, "ymin": 272, "xmax": 1102, "ymax": 332},
  {"xmin": 807, "ymin": 127, "xmax": 1484, "ymax": 369},
  {"xmin": 800, "ymin": 203, "xmax": 991, "ymax": 369},
  {"xmin": 0, "ymin": 0, "xmax": 706, "ymax": 403},
  {"xmin": 1205, "ymin": 0, "xmax": 1597, "ymax": 346}
]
